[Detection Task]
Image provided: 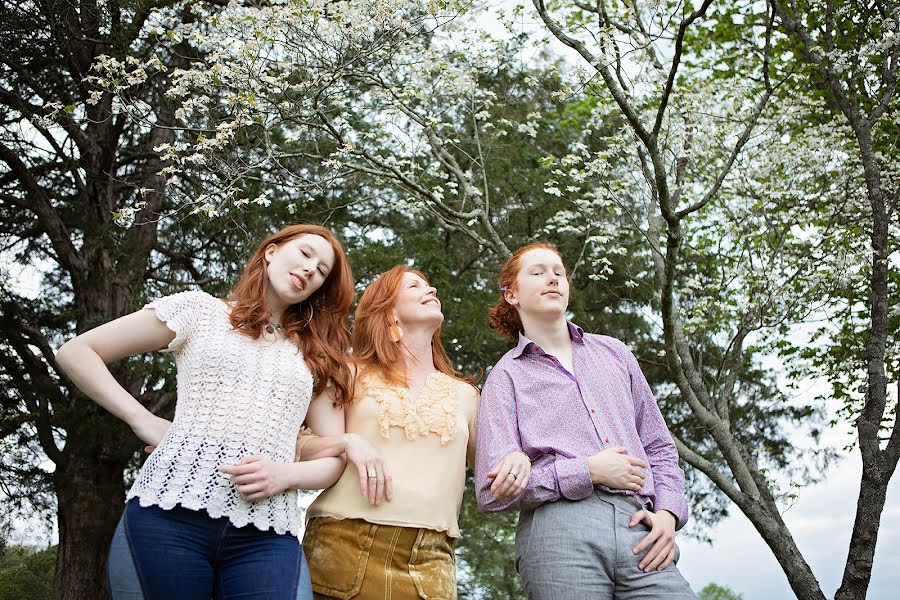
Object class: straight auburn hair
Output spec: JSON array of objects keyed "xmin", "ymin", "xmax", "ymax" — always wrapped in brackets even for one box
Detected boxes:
[
  {"xmin": 351, "ymin": 265, "xmax": 474, "ymax": 388},
  {"xmin": 488, "ymin": 242, "xmax": 565, "ymax": 342},
  {"xmin": 228, "ymin": 224, "xmax": 355, "ymax": 406}
]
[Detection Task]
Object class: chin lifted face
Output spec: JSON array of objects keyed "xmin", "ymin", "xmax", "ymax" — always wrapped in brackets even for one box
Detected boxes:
[
  {"xmin": 505, "ymin": 248, "xmax": 569, "ymax": 318},
  {"xmin": 265, "ymin": 233, "xmax": 336, "ymax": 306},
  {"xmin": 393, "ymin": 272, "xmax": 444, "ymax": 330}
]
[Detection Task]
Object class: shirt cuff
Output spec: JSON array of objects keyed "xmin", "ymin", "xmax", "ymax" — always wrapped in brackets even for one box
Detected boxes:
[
  {"xmin": 653, "ymin": 488, "xmax": 689, "ymax": 530},
  {"xmin": 555, "ymin": 457, "xmax": 594, "ymax": 501}
]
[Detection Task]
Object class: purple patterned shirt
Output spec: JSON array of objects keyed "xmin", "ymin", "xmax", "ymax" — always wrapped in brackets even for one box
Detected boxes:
[{"xmin": 475, "ymin": 322, "xmax": 689, "ymax": 528}]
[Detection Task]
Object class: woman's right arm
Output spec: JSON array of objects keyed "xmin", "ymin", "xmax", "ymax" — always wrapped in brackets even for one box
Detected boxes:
[
  {"xmin": 295, "ymin": 367, "xmax": 392, "ymax": 504},
  {"xmin": 55, "ymin": 309, "xmax": 177, "ymax": 446},
  {"xmin": 295, "ymin": 431, "xmax": 352, "ymax": 461}
]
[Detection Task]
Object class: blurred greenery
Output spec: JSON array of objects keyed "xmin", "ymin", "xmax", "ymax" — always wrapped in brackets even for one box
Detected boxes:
[
  {"xmin": 698, "ymin": 582, "xmax": 745, "ymax": 600},
  {"xmin": 0, "ymin": 544, "xmax": 56, "ymax": 600}
]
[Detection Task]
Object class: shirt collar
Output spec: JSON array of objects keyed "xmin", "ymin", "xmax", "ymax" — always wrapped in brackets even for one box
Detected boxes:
[{"xmin": 512, "ymin": 321, "xmax": 585, "ymax": 359}]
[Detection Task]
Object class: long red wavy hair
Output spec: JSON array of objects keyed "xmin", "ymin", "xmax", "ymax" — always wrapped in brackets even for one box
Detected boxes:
[
  {"xmin": 351, "ymin": 265, "xmax": 473, "ymax": 388},
  {"xmin": 488, "ymin": 242, "xmax": 565, "ymax": 342},
  {"xmin": 228, "ymin": 224, "xmax": 354, "ymax": 406}
]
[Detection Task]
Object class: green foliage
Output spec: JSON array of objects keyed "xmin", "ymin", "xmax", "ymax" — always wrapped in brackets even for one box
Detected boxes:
[
  {"xmin": 698, "ymin": 582, "xmax": 744, "ymax": 600},
  {"xmin": 456, "ymin": 479, "xmax": 523, "ymax": 600},
  {"xmin": 0, "ymin": 545, "xmax": 56, "ymax": 600}
]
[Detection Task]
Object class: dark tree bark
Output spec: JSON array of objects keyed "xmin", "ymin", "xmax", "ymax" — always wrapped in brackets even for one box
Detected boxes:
[{"xmin": 0, "ymin": 2, "xmax": 199, "ymax": 597}]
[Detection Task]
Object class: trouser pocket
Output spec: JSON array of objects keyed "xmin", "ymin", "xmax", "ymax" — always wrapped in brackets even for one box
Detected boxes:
[
  {"xmin": 303, "ymin": 518, "xmax": 376, "ymax": 599},
  {"xmin": 408, "ymin": 529, "xmax": 457, "ymax": 600}
]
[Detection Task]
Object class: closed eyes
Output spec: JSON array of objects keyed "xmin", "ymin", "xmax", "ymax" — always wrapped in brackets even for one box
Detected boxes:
[
  {"xmin": 301, "ymin": 248, "xmax": 329, "ymax": 277},
  {"xmin": 531, "ymin": 270, "xmax": 564, "ymax": 277}
]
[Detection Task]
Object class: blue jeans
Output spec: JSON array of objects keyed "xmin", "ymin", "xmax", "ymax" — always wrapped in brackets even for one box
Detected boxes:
[{"xmin": 113, "ymin": 499, "xmax": 313, "ymax": 600}]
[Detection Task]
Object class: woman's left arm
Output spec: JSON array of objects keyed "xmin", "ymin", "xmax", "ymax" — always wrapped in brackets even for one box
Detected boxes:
[
  {"xmin": 296, "ymin": 385, "xmax": 349, "ymax": 486},
  {"xmin": 465, "ymin": 385, "xmax": 480, "ymax": 468}
]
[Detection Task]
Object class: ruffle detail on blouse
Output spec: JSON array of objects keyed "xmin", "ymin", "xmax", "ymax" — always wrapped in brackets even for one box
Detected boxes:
[{"xmin": 373, "ymin": 372, "xmax": 458, "ymax": 445}]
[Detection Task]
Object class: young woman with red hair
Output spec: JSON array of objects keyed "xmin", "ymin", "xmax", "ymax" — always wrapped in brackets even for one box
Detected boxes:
[
  {"xmin": 57, "ymin": 224, "xmax": 355, "ymax": 600},
  {"xmin": 297, "ymin": 265, "xmax": 520, "ymax": 600}
]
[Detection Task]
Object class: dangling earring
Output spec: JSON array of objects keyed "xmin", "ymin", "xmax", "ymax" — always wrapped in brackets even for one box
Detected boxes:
[
  {"xmin": 305, "ymin": 303, "xmax": 315, "ymax": 328},
  {"xmin": 389, "ymin": 322, "xmax": 403, "ymax": 342}
]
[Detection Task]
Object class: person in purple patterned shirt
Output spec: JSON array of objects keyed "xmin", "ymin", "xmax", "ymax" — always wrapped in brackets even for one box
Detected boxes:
[{"xmin": 475, "ymin": 242, "xmax": 696, "ymax": 599}]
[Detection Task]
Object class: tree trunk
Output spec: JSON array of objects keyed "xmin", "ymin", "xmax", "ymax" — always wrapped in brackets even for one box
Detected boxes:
[
  {"xmin": 836, "ymin": 462, "xmax": 890, "ymax": 600},
  {"xmin": 53, "ymin": 410, "xmax": 133, "ymax": 600},
  {"xmin": 737, "ymin": 499, "xmax": 827, "ymax": 600},
  {"xmin": 834, "ymin": 118, "xmax": 895, "ymax": 600},
  {"xmin": 53, "ymin": 263, "xmax": 144, "ymax": 599}
]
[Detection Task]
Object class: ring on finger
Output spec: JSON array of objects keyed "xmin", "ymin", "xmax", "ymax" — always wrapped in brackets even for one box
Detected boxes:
[
  {"xmin": 367, "ymin": 467, "xmax": 377, "ymax": 478},
  {"xmin": 509, "ymin": 471, "xmax": 518, "ymax": 480}
]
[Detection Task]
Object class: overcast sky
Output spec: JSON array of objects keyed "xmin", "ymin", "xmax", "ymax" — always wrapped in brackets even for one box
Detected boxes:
[{"xmin": 676, "ymin": 433, "xmax": 900, "ymax": 599}]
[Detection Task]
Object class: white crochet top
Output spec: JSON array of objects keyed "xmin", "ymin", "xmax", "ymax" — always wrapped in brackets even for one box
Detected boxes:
[{"xmin": 126, "ymin": 291, "xmax": 313, "ymax": 536}]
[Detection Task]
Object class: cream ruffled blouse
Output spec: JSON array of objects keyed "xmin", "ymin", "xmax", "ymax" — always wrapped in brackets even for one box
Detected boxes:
[{"xmin": 306, "ymin": 371, "xmax": 478, "ymax": 538}]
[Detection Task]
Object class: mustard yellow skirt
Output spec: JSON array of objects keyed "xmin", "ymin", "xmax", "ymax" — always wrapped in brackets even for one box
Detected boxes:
[{"xmin": 303, "ymin": 517, "xmax": 457, "ymax": 600}]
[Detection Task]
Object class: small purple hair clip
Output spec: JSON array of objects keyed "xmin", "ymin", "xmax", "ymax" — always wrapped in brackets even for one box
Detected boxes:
[{"xmin": 500, "ymin": 285, "xmax": 509, "ymax": 292}]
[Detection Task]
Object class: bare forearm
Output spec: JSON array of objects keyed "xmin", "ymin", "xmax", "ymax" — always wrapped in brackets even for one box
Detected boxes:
[
  {"xmin": 466, "ymin": 439, "xmax": 476, "ymax": 468},
  {"xmin": 298, "ymin": 433, "xmax": 354, "ymax": 461},
  {"xmin": 283, "ymin": 456, "xmax": 347, "ymax": 490},
  {"xmin": 56, "ymin": 341, "xmax": 148, "ymax": 426}
]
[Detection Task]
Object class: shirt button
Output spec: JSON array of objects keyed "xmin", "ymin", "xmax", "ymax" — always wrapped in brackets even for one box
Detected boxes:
[
  {"xmin": 591, "ymin": 409, "xmax": 596, "ymax": 413},
  {"xmin": 605, "ymin": 437, "xmax": 609, "ymax": 443}
]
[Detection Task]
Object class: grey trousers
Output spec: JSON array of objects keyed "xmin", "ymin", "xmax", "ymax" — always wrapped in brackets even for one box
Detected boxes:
[{"xmin": 515, "ymin": 490, "xmax": 696, "ymax": 600}]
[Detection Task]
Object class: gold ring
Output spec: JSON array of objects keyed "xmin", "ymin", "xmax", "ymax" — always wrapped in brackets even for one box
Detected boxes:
[{"xmin": 367, "ymin": 467, "xmax": 377, "ymax": 478}]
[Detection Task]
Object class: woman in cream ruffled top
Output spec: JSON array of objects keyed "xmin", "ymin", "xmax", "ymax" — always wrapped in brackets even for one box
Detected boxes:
[
  {"xmin": 299, "ymin": 265, "xmax": 531, "ymax": 600},
  {"xmin": 307, "ymin": 368, "xmax": 474, "ymax": 538}
]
